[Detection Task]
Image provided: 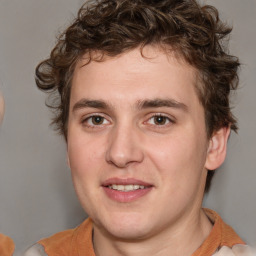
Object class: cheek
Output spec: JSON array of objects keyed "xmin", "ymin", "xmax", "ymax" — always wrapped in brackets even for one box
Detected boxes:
[
  {"xmin": 146, "ymin": 132, "xmax": 207, "ymax": 182},
  {"xmin": 67, "ymin": 134, "xmax": 106, "ymax": 210},
  {"xmin": 67, "ymin": 132, "xmax": 106, "ymax": 177},
  {"xmin": 147, "ymin": 134, "xmax": 196, "ymax": 166},
  {"xmin": 146, "ymin": 136, "xmax": 207, "ymax": 211}
]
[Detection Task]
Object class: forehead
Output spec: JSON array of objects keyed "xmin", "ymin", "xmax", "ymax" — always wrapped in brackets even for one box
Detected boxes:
[{"xmin": 71, "ymin": 46, "xmax": 200, "ymax": 108}]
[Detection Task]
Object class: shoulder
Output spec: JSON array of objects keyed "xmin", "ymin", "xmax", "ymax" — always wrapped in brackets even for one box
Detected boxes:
[
  {"xmin": 24, "ymin": 218, "xmax": 93, "ymax": 256},
  {"xmin": 0, "ymin": 233, "xmax": 15, "ymax": 256},
  {"xmin": 203, "ymin": 208, "xmax": 245, "ymax": 248},
  {"xmin": 24, "ymin": 229, "xmax": 77, "ymax": 256},
  {"xmin": 213, "ymin": 245, "xmax": 256, "ymax": 256}
]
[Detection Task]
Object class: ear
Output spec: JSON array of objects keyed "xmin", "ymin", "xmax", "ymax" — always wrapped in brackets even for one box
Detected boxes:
[{"xmin": 205, "ymin": 126, "xmax": 230, "ymax": 170}]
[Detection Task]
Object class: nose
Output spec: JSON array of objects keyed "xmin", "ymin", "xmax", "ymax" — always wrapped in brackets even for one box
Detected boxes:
[{"xmin": 105, "ymin": 124, "xmax": 144, "ymax": 168}]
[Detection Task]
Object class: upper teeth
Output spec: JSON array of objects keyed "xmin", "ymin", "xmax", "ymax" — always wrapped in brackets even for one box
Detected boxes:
[{"xmin": 108, "ymin": 184, "xmax": 145, "ymax": 191}]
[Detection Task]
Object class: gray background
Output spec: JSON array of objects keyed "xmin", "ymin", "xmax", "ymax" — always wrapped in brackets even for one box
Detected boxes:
[{"xmin": 0, "ymin": 0, "xmax": 255, "ymax": 255}]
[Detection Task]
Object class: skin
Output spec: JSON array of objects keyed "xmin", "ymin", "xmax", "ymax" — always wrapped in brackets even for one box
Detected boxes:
[{"xmin": 67, "ymin": 46, "xmax": 230, "ymax": 256}]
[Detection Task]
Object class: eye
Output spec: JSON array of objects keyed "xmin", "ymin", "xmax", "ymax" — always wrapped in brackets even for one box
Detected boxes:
[
  {"xmin": 147, "ymin": 114, "xmax": 173, "ymax": 126},
  {"xmin": 91, "ymin": 116, "xmax": 104, "ymax": 125},
  {"xmin": 83, "ymin": 115, "xmax": 110, "ymax": 127}
]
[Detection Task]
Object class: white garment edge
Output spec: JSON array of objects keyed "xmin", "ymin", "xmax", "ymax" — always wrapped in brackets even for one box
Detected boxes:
[
  {"xmin": 23, "ymin": 244, "xmax": 48, "ymax": 256},
  {"xmin": 213, "ymin": 244, "xmax": 256, "ymax": 256}
]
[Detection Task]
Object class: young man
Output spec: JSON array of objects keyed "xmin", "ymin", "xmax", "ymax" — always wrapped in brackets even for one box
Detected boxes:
[
  {"xmin": 0, "ymin": 92, "xmax": 15, "ymax": 256},
  {"xmin": 25, "ymin": 0, "xmax": 255, "ymax": 255}
]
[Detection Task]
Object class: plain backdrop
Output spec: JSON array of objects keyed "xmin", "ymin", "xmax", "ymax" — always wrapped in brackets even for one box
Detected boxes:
[{"xmin": 0, "ymin": 0, "xmax": 255, "ymax": 255}]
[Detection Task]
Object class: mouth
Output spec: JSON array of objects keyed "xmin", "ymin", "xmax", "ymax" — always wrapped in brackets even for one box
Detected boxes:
[
  {"xmin": 102, "ymin": 178, "xmax": 153, "ymax": 202},
  {"xmin": 107, "ymin": 184, "xmax": 149, "ymax": 192}
]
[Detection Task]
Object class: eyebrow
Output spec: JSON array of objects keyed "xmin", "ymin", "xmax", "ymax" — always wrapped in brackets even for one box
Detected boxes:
[
  {"xmin": 72, "ymin": 99, "xmax": 109, "ymax": 112},
  {"xmin": 138, "ymin": 98, "xmax": 188, "ymax": 111},
  {"xmin": 72, "ymin": 98, "xmax": 188, "ymax": 112}
]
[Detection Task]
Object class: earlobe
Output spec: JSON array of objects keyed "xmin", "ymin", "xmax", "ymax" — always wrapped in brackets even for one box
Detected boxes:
[{"xmin": 205, "ymin": 126, "xmax": 231, "ymax": 171}]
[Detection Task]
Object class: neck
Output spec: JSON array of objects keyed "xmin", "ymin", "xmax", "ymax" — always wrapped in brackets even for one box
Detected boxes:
[{"xmin": 93, "ymin": 208, "xmax": 213, "ymax": 256}]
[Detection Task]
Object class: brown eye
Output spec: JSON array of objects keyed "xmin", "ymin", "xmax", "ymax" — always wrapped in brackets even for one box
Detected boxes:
[
  {"xmin": 82, "ymin": 114, "xmax": 110, "ymax": 128},
  {"xmin": 153, "ymin": 116, "xmax": 168, "ymax": 125},
  {"xmin": 91, "ymin": 116, "xmax": 104, "ymax": 125}
]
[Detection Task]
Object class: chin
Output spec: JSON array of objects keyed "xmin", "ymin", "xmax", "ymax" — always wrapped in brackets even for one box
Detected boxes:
[
  {"xmin": 106, "ymin": 224, "xmax": 152, "ymax": 241},
  {"xmin": 95, "ymin": 212, "xmax": 154, "ymax": 240}
]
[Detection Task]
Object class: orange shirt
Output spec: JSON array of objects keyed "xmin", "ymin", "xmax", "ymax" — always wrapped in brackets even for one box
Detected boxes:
[
  {"xmin": 0, "ymin": 234, "xmax": 15, "ymax": 256},
  {"xmin": 192, "ymin": 209, "xmax": 245, "ymax": 256},
  {"xmin": 38, "ymin": 209, "xmax": 245, "ymax": 256}
]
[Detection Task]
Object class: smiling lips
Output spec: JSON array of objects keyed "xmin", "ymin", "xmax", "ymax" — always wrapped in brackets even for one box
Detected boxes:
[
  {"xmin": 108, "ymin": 184, "xmax": 147, "ymax": 191},
  {"xmin": 102, "ymin": 178, "xmax": 153, "ymax": 202}
]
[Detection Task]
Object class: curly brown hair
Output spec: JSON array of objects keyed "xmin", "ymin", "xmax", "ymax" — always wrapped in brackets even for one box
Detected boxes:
[{"xmin": 36, "ymin": 0, "xmax": 240, "ymax": 192}]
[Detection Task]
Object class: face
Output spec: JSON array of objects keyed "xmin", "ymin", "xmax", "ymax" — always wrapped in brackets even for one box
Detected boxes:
[{"xmin": 67, "ymin": 46, "xmax": 225, "ymax": 241}]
